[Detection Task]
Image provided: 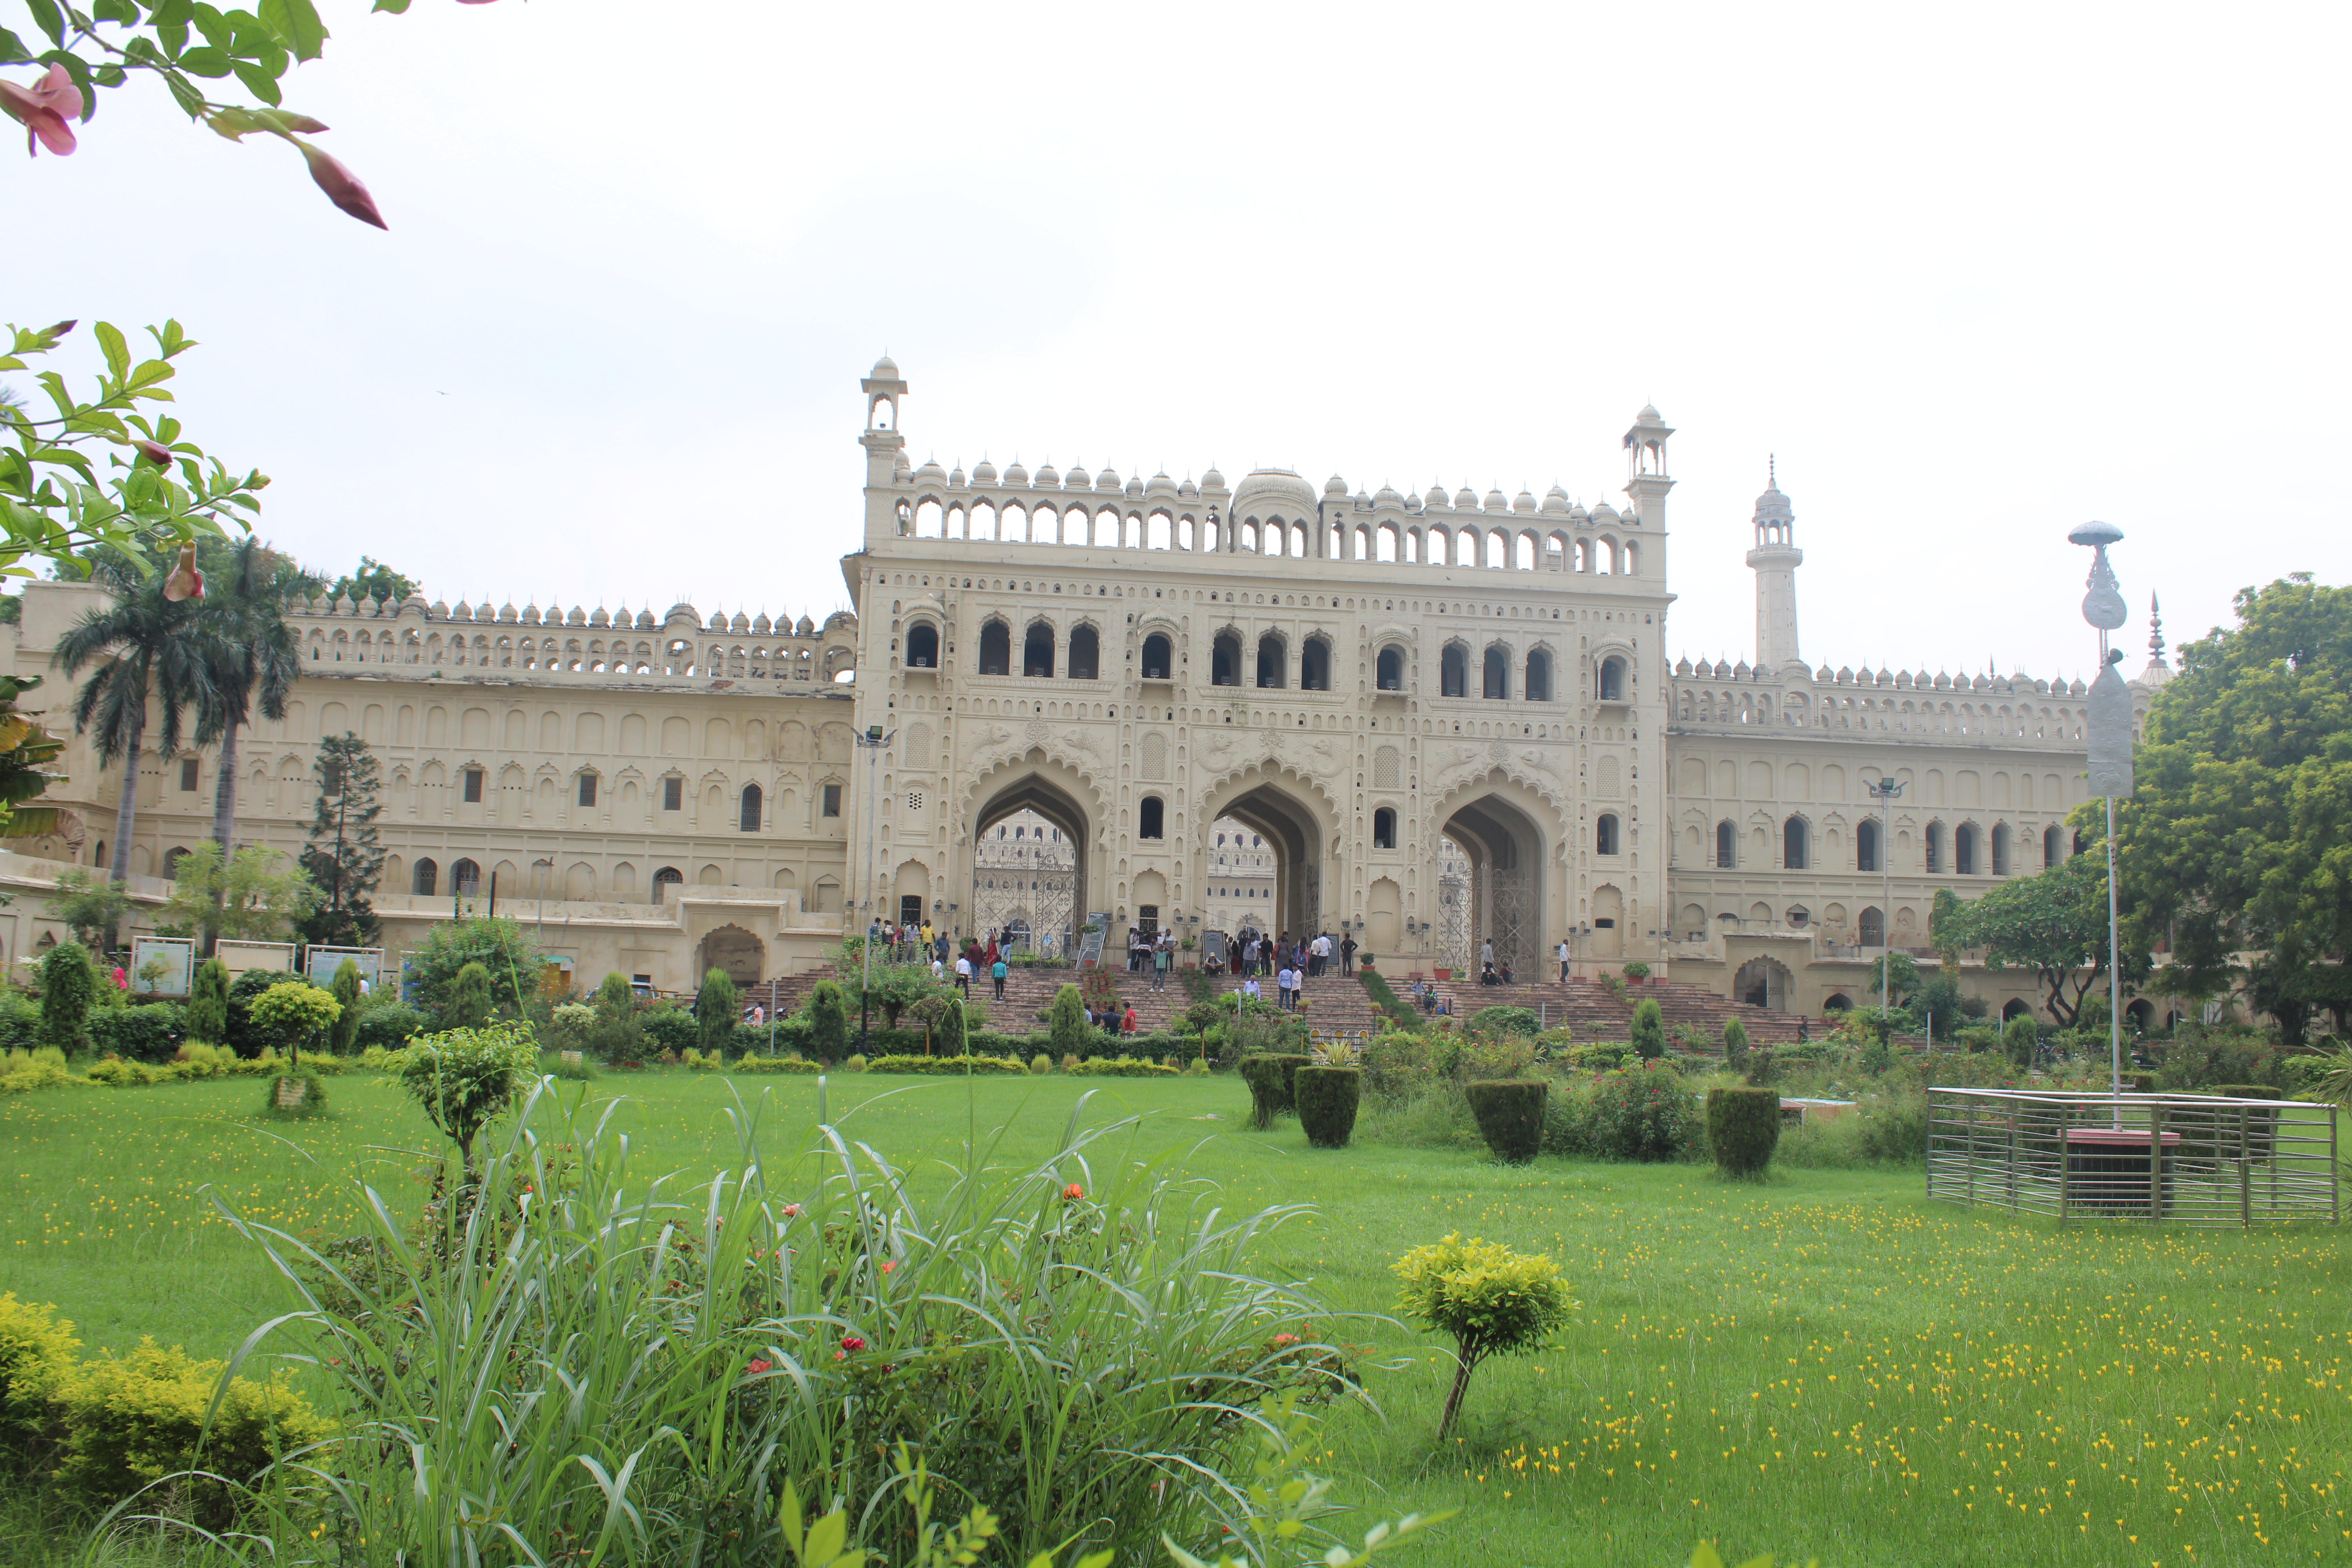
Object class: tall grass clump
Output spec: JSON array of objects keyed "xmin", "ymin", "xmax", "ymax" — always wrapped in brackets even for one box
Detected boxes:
[{"xmin": 205, "ymin": 1082, "xmax": 1364, "ymax": 1566}]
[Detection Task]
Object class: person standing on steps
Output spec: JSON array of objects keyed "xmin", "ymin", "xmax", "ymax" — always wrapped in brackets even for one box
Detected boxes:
[
  {"xmin": 1339, "ymin": 931, "xmax": 1357, "ymax": 976},
  {"xmin": 991, "ymin": 955, "xmax": 1007, "ymax": 1000},
  {"xmin": 1151, "ymin": 939, "xmax": 1171, "ymax": 991},
  {"xmin": 1480, "ymin": 936, "xmax": 1494, "ymax": 972},
  {"xmin": 1557, "ymin": 936, "xmax": 1571, "ymax": 983},
  {"xmin": 954, "ymin": 952, "xmax": 972, "ymax": 996}
]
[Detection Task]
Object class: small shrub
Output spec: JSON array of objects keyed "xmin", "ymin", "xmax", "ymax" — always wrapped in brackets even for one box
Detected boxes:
[
  {"xmin": 1463, "ymin": 1079, "xmax": 1547, "ymax": 1163},
  {"xmin": 695, "ymin": 968, "xmax": 737, "ymax": 1053},
  {"xmin": 1185, "ymin": 1057, "xmax": 1210, "ymax": 1076},
  {"xmin": 639, "ymin": 1004, "xmax": 698, "ymax": 1057},
  {"xmin": 186, "ymin": 956, "xmax": 230, "ymax": 1044},
  {"xmin": 38, "ymin": 941, "xmax": 96, "ymax": 1054},
  {"xmin": 0, "ymin": 1290, "xmax": 79, "ymax": 1441},
  {"xmin": 249, "ymin": 981, "xmax": 342, "ymax": 1065},
  {"xmin": 329, "ymin": 960, "xmax": 365, "ymax": 1056},
  {"xmin": 1296, "ymin": 1065, "xmax": 1361, "ymax": 1147},
  {"xmin": 394, "ymin": 1022, "xmax": 539, "ymax": 1175},
  {"xmin": 1721, "ymin": 1016, "xmax": 1749, "ymax": 1066},
  {"xmin": 1238, "ymin": 1053, "xmax": 1307, "ymax": 1129},
  {"xmin": 1706, "ymin": 1087, "xmax": 1782, "ymax": 1178},
  {"xmin": 1586, "ymin": 1062, "xmax": 1702, "ymax": 1161},
  {"xmin": 1030, "ymin": 1052, "xmax": 1053, "ymax": 1075},
  {"xmin": 2001, "ymin": 1013, "xmax": 2039, "ymax": 1068},
  {"xmin": 443, "ymin": 961, "xmax": 495, "ymax": 1031},
  {"xmin": 807, "ymin": 979, "xmax": 849, "ymax": 1060},
  {"xmin": 1394, "ymin": 1233, "xmax": 1575, "ymax": 1441},
  {"xmin": 258, "ymin": 1067, "xmax": 331, "ymax": 1120},
  {"xmin": 1466, "ymin": 1005, "xmax": 1541, "ymax": 1038},
  {"xmin": 1067, "ymin": 1055, "xmax": 1180, "ymax": 1077},
  {"xmin": 859, "ymin": 1054, "xmax": 1027, "ymax": 1075},
  {"xmin": 87, "ymin": 1002, "xmax": 184, "ymax": 1063},
  {"xmin": 1630, "ymin": 997, "xmax": 1666, "ymax": 1061},
  {"xmin": 1621, "ymin": 961, "xmax": 1651, "ymax": 982},
  {"xmin": 353, "ymin": 1002, "xmax": 429, "ymax": 1053},
  {"xmin": 1047, "ymin": 983, "xmax": 1091, "ymax": 1058},
  {"xmin": 843, "ymin": 1053, "xmax": 869, "ymax": 1073},
  {"xmin": 724, "ymin": 1053, "xmax": 818, "ymax": 1075}
]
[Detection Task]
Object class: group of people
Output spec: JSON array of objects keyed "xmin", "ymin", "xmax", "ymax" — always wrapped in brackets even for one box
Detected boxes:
[
  {"xmin": 1474, "ymin": 936, "xmax": 1516, "ymax": 986},
  {"xmin": 1124, "ymin": 927, "xmax": 1183, "ymax": 990},
  {"xmin": 1225, "ymin": 929, "xmax": 1355, "ymax": 980}
]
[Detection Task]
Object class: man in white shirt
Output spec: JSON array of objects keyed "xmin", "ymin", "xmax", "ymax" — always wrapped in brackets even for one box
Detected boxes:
[
  {"xmin": 1242, "ymin": 975, "xmax": 1261, "ymax": 1003},
  {"xmin": 1557, "ymin": 938, "xmax": 1571, "ymax": 982},
  {"xmin": 1481, "ymin": 937, "xmax": 1495, "ymax": 969},
  {"xmin": 953, "ymin": 954, "xmax": 972, "ymax": 995}
]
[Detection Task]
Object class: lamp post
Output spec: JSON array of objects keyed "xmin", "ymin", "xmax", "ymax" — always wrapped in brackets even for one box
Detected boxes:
[
  {"xmin": 2069, "ymin": 521, "xmax": 2133, "ymax": 1112},
  {"xmin": 1865, "ymin": 774, "xmax": 1904, "ymax": 1043},
  {"xmin": 855, "ymin": 723, "xmax": 894, "ymax": 1055}
]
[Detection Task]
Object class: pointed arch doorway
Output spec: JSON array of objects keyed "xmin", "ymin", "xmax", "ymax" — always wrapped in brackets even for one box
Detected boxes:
[
  {"xmin": 1200, "ymin": 768, "xmax": 1334, "ymax": 939},
  {"xmin": 965, "ymin": 755, "xmax": 1094, "ymax": 954},
  {"xmin": 1440, "ymin": 779, "xmax": 1550, "ymax": 978}
]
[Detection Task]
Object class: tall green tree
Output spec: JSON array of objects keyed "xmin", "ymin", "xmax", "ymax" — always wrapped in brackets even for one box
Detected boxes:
[
  {"xmin": 1932, "ymin": 852, "xmax": 2135, "ymax": 1027},
  {"xmin": 156, "ymin": 842, "xmax": 319, "ymax": 949},
  {"xmin": 2113, "ymin": 575, "xmax": 2352, "ymax": 1044},
  {"xmin": 298, "ymin": 732, "xmax": 385, "ymax": 947},
  {"xmin": 330, "ymin": 557, "xmax": 417, "ymax": 606},
  {"xmin": 192, "ymin": 538, "xmax": 315, "ymax": 880},
  {"xmin": 52, "ymin": 551, "xmax": 216, "ymax": 902}
]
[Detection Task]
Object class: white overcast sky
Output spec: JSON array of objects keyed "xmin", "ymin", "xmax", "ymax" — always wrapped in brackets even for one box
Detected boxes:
[{"xmin": 10, "ymin": 0, "xmax": 2347, "ymax": 682}]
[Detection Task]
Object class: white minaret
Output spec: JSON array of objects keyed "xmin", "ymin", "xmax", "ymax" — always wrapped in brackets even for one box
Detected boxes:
[{"xmin": 1746, "ymin": 459, "xmax": 1802, "ymax": 671}]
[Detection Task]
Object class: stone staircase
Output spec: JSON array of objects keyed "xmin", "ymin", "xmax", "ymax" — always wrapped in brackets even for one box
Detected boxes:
[{"xmin": 1409, "ymin": 974, "xmax": 1816, "ymax": 1045}]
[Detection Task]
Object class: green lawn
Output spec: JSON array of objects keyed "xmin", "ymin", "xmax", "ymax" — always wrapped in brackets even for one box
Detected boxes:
[{"xmin": 4, "ymin": 1071, "xmax": 2348, "ymax": 1567}]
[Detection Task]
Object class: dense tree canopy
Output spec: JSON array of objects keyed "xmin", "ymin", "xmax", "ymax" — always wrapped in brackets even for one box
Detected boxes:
[
  {"xmin": 1933, "ymin": 851, "xmax": 2137, "ymax": 1027},
  {"xmin": 2113, "ymin": 575, "xmax": 2352, "ymax": 1044}
]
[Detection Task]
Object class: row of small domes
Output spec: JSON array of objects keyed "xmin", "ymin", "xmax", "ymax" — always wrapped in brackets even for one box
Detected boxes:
[
  {"xmin": 296, "ymin": 595, "xmax": 845, "ymax": 637},
  {"xmin": 1674, "ymin": 656, "xmax": 2089, "ymax": 695},
  {"xmin": 896, "ymin": 454, "xmax": 1614, "ymax": 519}
]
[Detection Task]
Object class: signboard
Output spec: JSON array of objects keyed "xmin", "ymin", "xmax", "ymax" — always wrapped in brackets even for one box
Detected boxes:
[
  {"xmin": 129, "ymin": 936, "xmax": 194, "ymax": 997},
  {"xmin": 217, "ymin": 940, "xmax": 298, "ymax": 980},
  {"xmin": 304, "ymin": 946, "xmax": 384, "ymax": 989},
  {"xmin": 1076, "ymin": 911, "xmax": 1110, "ymax": 967}
]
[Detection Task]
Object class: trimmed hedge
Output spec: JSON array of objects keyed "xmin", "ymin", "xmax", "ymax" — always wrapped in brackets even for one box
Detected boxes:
[
  {"xmin": 87, "ymin": 1002, "xmax": 185, "ymax": 1063},
  {"xmin": 1706, "ymin": 1086, "xmax": 1782, "ymax": 1177},
  {"xmin": 2207, "ymin": 1083, "xmax": 2283, "ymax": 1100},
  {"xmin": 1238, "ymin": 1053, "xmax": 1307, "ymax": 1129},
  {"xmin": 1296, "ymin": 1065, "xmax": 1361, "ymax": 1148},
  {"xmin": 1357, "ymin": 971, "xmax": 1420, "ymax": 1031},
  {"xmin": 1067, "ymin": 1055, "xmax": 1180, "ymax": 1077},
  {"xmin": 726, "ymin": 1053, "xmax": 820, "ymax": 1074},
  {"xmin": 1464, "ymin": 1079, "xmax": 1548, "ymax": 1164},
  {"xmin": 862, "ymin": 1053, "xmax": 1029, "ymax": 1076},
  {"xmin": 639, "ymin": 1005, "xmax": 700, "ymax": 1056},
  {"xmin": 354, "ymin": 1002, "xmax": 431, "ymax": 1053}
]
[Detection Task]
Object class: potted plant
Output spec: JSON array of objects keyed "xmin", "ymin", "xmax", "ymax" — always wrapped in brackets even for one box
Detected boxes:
[
  {"xmin": 1431, "ymin": 964, "xmax": 1451, "ymax": 980},
  {"xmin": 1622, "ymin": 961, "xmax": 1651, "ymax": 985},
  {"xmin": 1359, "ymin": 953, "xmax": 1376, "ymax": 970}
]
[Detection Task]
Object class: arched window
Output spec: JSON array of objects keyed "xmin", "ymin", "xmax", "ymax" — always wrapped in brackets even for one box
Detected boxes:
[
  {"xmin": 1256, "ymin": 632, "xmax": 1285, "ymax": 688},
  {"xmin": 1955, "ymin": 823, "xmax": 1978, "ymax": 875},
  {"xmin": 1300, "ymin": 636, "xmax": 1331, "ymax": 691},
  {"xmin": 413, "ymin": 857, "xmax": 439, "ymax": 896},
  {"xmin": 1441, "ymin": 644, "xmax": 1468, "ymax": 697},
  {"xmin": 1991, "ymin": 822, "xmax": 2010, "ymax": 875},
  {"xmin": 1373, "ymin": 807, "xmax": 1397, "ymax": 849},
  {"xmin": 1598, "ymin": 655, "xmax": 1626, "ymax": 702},
  {"xmin": 1022, "ymin": 622, "xmax": 1055, "ymax": 677},
  {"xmin": 904, "ymin": 622, "xmax": 939, "ymax": 668},
  {"xmin": 1068, "ymin": 624, "xmax": 1100, "ymax": 680},
  {"xmin": 1524, "ymin": 648, "xmax": 1552, "ymax": 701},
  {"xmin": 1212, "ymin": 630, "xmax": 1242, "ymax": 686},
  {"xmin": 740, "ymin": 783, "xmax": 762, "ymax": 832},
  {"xmin": 1716, "ymin": 821, "xmax": 1736, "ymax": 869},
  {"xmin": 452, "ymin": 858, "xmax": 482, "ymax": 897},
  {"xmin": 1857, "ymin": 818, "xmax": 1880, "ymax": 873},
  {"xmin": 1376, "ymin": 645, "xmax": 1405, "ymax": 691},
  {"xmin": 1141, "ymin": 633, "xmax": 1172, "ymax": 679},
  {"xmin": 1483, "ymin": 646, "xmax": 1508, "ymax": 699},
  {"xmin": 2072, "ymin": 829, "xmax": 2088, "ymax": 858},
  {"xmin": 1858, "ymin": 906, "xmax": 1885, "ymax": 946},
  {"xmin": 1139, "ymin": 795, "xmax": 1164, "ymax": 839},
  {"xmin": 1596, "ymin": 813, "xmax": 1620, "ymax": 855},
  {"xmin": 653, "ymin": 866, "xmax": 683, "ymax": 904},
  {"xmin": 1925, "ymin": 822, "xmax": 1944, "ymax": 873},
  {"xmin": 1784, "ymin": 817, "xmax": 1808, "ymax": 870},
  {"xmin": 977, "ymin": 619, "xmax": 1010, "ymax": 675},
  {"xmin": 2043, "ymin": 824, "xmax": 2063, "ymax": 867},
  {"xmin": 163, "ymin": 846, "xmax": 190, "ymax": 879}
]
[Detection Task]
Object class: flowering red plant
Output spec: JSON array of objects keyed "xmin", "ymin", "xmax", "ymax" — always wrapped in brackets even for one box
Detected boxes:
[{"xmin": 1063, "ymin": 1182, "xmax": 1085, "ymax": 1200}]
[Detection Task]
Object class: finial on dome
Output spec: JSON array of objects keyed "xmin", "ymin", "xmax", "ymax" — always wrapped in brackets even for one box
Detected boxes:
[
  {"xmin": 2149, "ymin": 593, "xmax": 2167, "ymax": 662},
  {"xmin": 1768, "ymin": 453, "xmax": 1776, "ymax": 489}
]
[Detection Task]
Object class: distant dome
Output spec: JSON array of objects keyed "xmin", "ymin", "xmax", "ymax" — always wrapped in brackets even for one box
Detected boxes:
[
  {"xmin": 1002, "ymin": 461, "xmax": 1028, "ymax": 486},
  {"xmin": 1485, "ymin": 488, "xmax": 1508, "ymax": 512},
  {"xmin": 664, "ymin": 602, "xmax": 696, "ymax": 622},
  {"xmin": 796, "ymin": 615, "xmax": 815, "ymax": 635},
  {"xmin": 428, "ymin": 599, "xmax": 449, "ymax": 619},
  {"xmin": 1095, "ymin": 466, "xmax": 1122, "ymax": 492},
  {"xmin": 1177, "ymin": 478, "xmax": 1198, "ymax": 499},
  {"xmin": 1231, "ymin": 468, "xmax": 1319, "ymax": 517},
  {"xmin": 753, "ymin": 613, "xmax": 772, "ymax": 634},
  {"xmin": 1033, "ymin": 463, "xmax": 1059, "ymax": 488},
  {"xmin": 1541, "ymin": 485, "xmax": 1570, "ymax": 515},
  {"xmin": 1512, "ymin": 488, "xmax": 1537, "ymax": 514},
  {"xmin": 590, "ymin": 606, "xmax": 610, "ymax": 628},
  {"xmin": 1454, "ymin": 486, "xmax": 1478, "ymax": 508},
  {"xmin": 708, "ymin": 611, "xmax": 728, "ymax": 630},
  {"xmin": 1200, "ymin": 466, "xmax": 1226, "ymax": 490},
  {"xmin": 972, "ymin": 459, "xmax": 998, "ymax": 484},
  {"xmin": 947, "ymin": 464, "xmax": 965, "ymax": 487},
  {"xmin": 870, "ymin": 354, "xmax": 899, "ymax": 379},
  {"xmin": 1146, "ymin": 470, "xmax": 1177, "ymax": 497},
  {"xmin": 1374, "ymin": 484, "xmax": 1401, "ymax": 505},
  {"xmin": 1063, "ymin": 465, "xmax": 1089, "ymax": 490},
  {"xmin": 730, "ymin": 612, "xmax": 750, "ymax": 634},
  {"xmin": 499, "ymin": 601, "xmax": 518, "ymax": 622},
  {"xmin": 915, "ymin": 458, "xmax": 946, "ymax": 481},
  {"xmin": 1324, "ymin": 474, "xmax": 1348, "ymax": 497}
]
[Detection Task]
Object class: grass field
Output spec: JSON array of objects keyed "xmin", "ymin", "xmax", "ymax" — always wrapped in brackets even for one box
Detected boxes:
[{"xmin": 4, "ymin": 1071, "xmax": 2348, "ymax": 1567}]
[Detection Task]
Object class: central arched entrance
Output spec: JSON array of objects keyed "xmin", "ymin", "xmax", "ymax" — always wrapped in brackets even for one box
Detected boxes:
[
  {"xmin": 1199, "ymin": 766, "xmax": 1334, "ymax": 943},
  {"xmin": 697, "ymin": 924, "xmax": 766, "ymax": 986},
  {"xmin": 962, "ymin": 752, "xmax": 1097, "ymax": 956},
  {"xmin": 1439, "ymin": 777, "xmax": 1549, "ymax": 979}
]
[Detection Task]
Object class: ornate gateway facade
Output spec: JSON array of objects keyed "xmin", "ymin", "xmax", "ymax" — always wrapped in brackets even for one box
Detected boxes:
[{"xmin": 0, "ymin": 358, "xmax": 2166, "ymax": 1017}]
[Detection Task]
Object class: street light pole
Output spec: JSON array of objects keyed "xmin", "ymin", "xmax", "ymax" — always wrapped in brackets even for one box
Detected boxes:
[
  {"xmin": 2069, "ymin": 521, "xmax": 2133, "ymax": 1114},
  {"xmin": 855, "ymin": 724, "xmax": 893, "ymax": 1055},
  {"xmin": 1866, "ymin": 774, "xmax": 1905, "ymax": 1045}
]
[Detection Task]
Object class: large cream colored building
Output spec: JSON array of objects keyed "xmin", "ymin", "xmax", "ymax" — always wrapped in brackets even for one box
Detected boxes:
[{"xmin": 0, "ymin": 358, "xmax": 2167, "ymax": 1019}]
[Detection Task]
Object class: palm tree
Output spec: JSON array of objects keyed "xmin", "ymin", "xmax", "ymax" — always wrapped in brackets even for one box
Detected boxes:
[
  {"xmin": 53, "ymin": 553, "xmax": 218, "ymax": 900},
  {"xmin": 194, "ymin": 539, "xmax": 315, "ymax": 857}
]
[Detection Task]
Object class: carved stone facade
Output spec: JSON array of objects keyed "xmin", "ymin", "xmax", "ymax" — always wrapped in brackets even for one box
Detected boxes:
[{"xmin": 0, "ymin": 357, "xmax": 2167, "ymax": 1020}]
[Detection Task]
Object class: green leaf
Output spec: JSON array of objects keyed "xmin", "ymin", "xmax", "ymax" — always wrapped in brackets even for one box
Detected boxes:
[
  {"xmin": 0, "ymin": 29, "xmax": 35, "ymax": 66},
  {"xmin": 22, "ymin": 0, "xmax": 65, "ymax": 48},
  {"xmin": 93, "ymin": 0, "xmax": 140, "ymax": 21},
  {"xmin": 231, "ymin": 58, "xmax": 281, "ymax": 103},
  {"xmin": 370, "ymin": 0, "xmax": 413, "ymax": 12},
  {"xmin": 177, "ymin": 44, "xmax": 234, "ymax": 77},
  {"xmin": 162, "ymin": 67, "xmax": 209, "ymax": 115},
  {"xmin": 93, "ymin": 322, "xmax": 130, "ymax": 382},
  {"xmin": 191, "ymin": 4, "xmax": 234, "ymax": 50},
  {"xmin": 802, "ymin": 1510, "xmax": 847, "ymax": 1567},
  {"xmin": 258, "ymin": 0, "xmax": 327, "ymax": 60}
]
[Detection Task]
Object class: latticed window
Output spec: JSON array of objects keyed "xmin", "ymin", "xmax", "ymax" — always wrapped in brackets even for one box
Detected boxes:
[{"xmin": 907, "ymin": 790, "xmax": 924, "ymax": 812}]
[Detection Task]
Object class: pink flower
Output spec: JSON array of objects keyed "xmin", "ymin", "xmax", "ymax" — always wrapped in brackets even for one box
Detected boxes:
[
  {"xmin": 1062, "ymin": 1183, "xmax": 1085, "ymax": 1201},
  {"xmin": 879, "ymin": 1260, "xmax": 897, "ymax": 1274},
  {"xmin": 745, "ymin": 1358, "xmax": 771, "ymax": 1375},
  {"xmin": 840, "ymin": 1335, "xmax": 866, "ymax": 1353},
  {"xmin": 1272, "ymin": 1332, "xmax": 1299, "ymax": 1347},
  {"xmin": 161, "ymin": 542, "xmax": 205, "ymax": 603},
  {"xmin": 0, "ymin": 65, "xmax": 83, "ymax": 158},
  {"xmin": 296, "ymin": 140, "xmax": 387, "ymax": 229},
  {"xmin": 782, "ymin": 1202, "xmax": 804, "ymax": 1218}
]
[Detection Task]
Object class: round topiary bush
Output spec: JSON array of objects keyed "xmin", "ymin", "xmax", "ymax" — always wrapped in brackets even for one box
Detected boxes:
[
  {"xmin": 1238, "ymin": 1052, "xmax": 1308, "ymax": 1130},
  {"xmin": 1295, "ymin": 1065, "xmax": 1361, "ymax": 1148},
  {"xmin": 1706, "ymin": 1086, "xmax": 1782, "ymax": 1178},
  {"xmin": 1464, "ymin": 1079, "xmax": 1548, "ymax": 1164}
]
